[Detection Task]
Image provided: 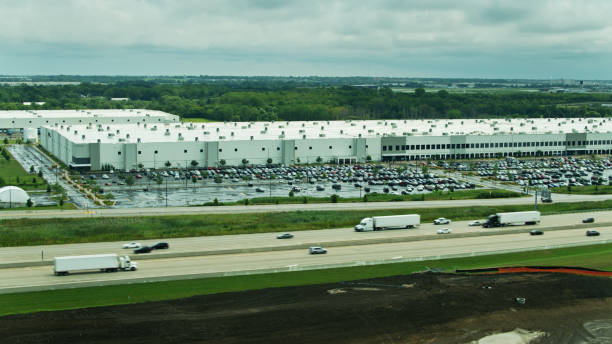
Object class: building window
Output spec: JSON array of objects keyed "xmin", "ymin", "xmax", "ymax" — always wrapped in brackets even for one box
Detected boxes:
[
  {"xmin": 410, "ymin": 145, "xmax": 415, "ymax": 150},
  {"xmin": 295, "ymin": 146, "xmax": 298, "ymax": 150},
  {"xmin": 138, "ymin": 151, "xmax": 142, "ymax": 155},
  {"xmin": 383, "ymin": 146, "xmax": 387, "ymax": 151},
  {"xmin": 154, "ymin": 150, "xmax": 158, "ymax": 154},
  {"xmin": 262, "ymin": 147, "xmax": 266, "ymax": 151},
  {"xmin": 329, "ymin": 146, "xmax": 332, "ymax": 149},
  {"xmin": 277, "ymin": 147, "xmax": 280, "ymax": 151},
  {"xmin": 349, "ymin": 145, "xmax": 352, "ymax": 149},
  {"xmin": 365, "ymin": 145, "xmax": 368, "ymax": 148},
  {"xmin": 395, "ymin": 145, "xmax": 400, "ymax": 151},
  {"xmin": 184, "ymin": 150, "xmax": 188, "ymax": 153},
  {"xmin": 219, "ymin": 149, "xmax": 222, "ymax": 152},
  {"xmin": 200, "ymin": 149, "xmax": 203, "ymax": 152},
  {"xmin": 234, "ymin": 148, "xmax": 238, "ymax": 152},
  {"xmin": 118, "ymin": 152, "xmax": 121, "ymax": 155},
  {"xmin": 309, "ymin": 146, "xmax": 312, "ymax": 150}
]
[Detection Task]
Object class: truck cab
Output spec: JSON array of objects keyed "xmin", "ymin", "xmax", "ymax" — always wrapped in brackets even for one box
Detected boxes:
[
  {"xmin": 119, "ymin": 255, "xmax": 138, "ymax": 271},
  {"xmin": 354, "ymin": 217, "xmax": 373, "ymax": 232},
  {"xmin": 483, "ymin": 214, "xmax": 500, "ymax": 228}
]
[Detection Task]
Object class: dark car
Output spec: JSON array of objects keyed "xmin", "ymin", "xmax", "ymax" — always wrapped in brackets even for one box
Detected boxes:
[
  {"xmin": 276, "ymin": 233, "xmax": 294, "ymax": 239},
  {"xmin": 134, "ymin": 246, "xmax": 152, "ymax": 254},
  {"xmin": 151, "ymin": 242, "xmax": 169, "ymax": 250},
  {"xmin": 582, "ymin": 217, "xmax": 595, "ymax": 223},
  {"xmin": 586, "ymin": 230, "xmax": 600, "ymax": 236},
  {"xmin": 530, "ymin": 230, "xmax": 544, "ymax": 236}
]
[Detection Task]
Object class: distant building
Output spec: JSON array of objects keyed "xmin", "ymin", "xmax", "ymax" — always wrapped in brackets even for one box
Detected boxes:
[{"xmin": 0, "ymin": 186, "xmax": 30, "ymax": 208}]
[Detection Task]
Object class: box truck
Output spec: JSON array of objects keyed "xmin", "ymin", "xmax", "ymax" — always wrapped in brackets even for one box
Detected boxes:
[
  {"xmin": 54, "ymin": 254, "xmax": 137, "ymax": 276},
  {"xmin": 482, "ymin": 211, "xmax": 540, "ymax": 228},
  {"xmin": 354, "ymin": 214, "xmax": 420, "ymax": 232}
]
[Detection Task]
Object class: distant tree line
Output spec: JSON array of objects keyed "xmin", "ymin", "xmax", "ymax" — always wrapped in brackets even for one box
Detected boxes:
[{"xmin": 1, "ymin": 82, "xmax": 612, "ymax": 122}]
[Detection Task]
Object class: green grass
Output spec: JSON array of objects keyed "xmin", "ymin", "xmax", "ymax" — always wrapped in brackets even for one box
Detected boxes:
[
  {"xmin": 1, "ymin": 242, "xmax": 611, "ymax": 316},
  {"xmin": 2, "ymin": 199, "xmax": 612, "ymax": 247},
  {"xmin": 551, "ymin": 185, "xmax": 612, "ymax": 195},
  {"xmin": 0, "ymin": 203, "xmax": 78, "ymax": 212},
  {"xmin": 216, "ymin": 189, "xmax": 523, "ymax": 206},
  {"xmin": 0, "ymin": 146, "xmax": 47, "ymax": 190},
  {"xmin": 182, "ymin": 117, "xmax": 217, "ymax": 122}
]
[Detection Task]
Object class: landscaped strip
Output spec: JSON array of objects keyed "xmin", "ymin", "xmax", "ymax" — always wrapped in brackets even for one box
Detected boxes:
[
  {"xmin": 1, "ymin": 242, "xmax": 611, "ymax": 317},
  {"xmin": 2, "ymin": 199, "xmax": 612, "ymax": 247}
]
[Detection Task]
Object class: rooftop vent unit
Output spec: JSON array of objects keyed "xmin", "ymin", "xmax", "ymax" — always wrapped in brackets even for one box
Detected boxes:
[
  {"xmin": 203, "ymin": 131, "xmax": 210, "ymax": 135},
  {"xmin": 107, "ymin": 133, "xmax": 115, "ymax": 138},
  {"xmin": 81, "ymin": 135, "xmax": 85, "ymax": 140},
  {"xmin": 137, "ymin": 138, "xmax": 141, "ymax": 143},
  {"xmin": 219, "ymin": 136, "xmax": 225, "ymax": 140},
  {"xmin": 194, "ymin": 137, "xmax": 199, "ymax": 142},
  {"xmin": 319, "ymin": 134, "xmax": 325, "ymax": 137},
  {"xmin": 97, "ymin": 139, "xmax": 101, "ymax": 143},
  {"xmin": 118, "ymin": 138, "xmax": 125, "ymax": 142},
  {"xmin": 250, "ymin": 136, "xmax": 254, "ymax": 140},
  {"xmin": 164, "ymin": 129, "xmax": 171, "ymax": 136},
  {"xmin": 126, "ymin": 134, "xmax": 130, "ymax": 139}
]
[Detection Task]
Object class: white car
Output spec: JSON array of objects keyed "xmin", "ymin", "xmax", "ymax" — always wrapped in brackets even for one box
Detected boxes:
[
  {"xmin": 122, "ymin": 242, "xmax": 142, "ymax": 249},
  {"xmin": 101, "ymin": 174, "xmax": 110, "ymax": 179},
  {"xmin": 433, "ymin": 217, "xmax": 451, "ymax": 225},
  {"xmin": 437, "ymin": 228, "xmax": 452, "ymax": 234},
  {"xmin": 469, "ymin": 220, "xmax": 484, "ymax": 226}
]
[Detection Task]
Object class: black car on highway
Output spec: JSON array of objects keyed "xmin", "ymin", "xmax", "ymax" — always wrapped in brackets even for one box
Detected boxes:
[
  {"xmin": 151, "ymin": 242, "xmax": 169, "ymax": 250},
  {"xmin": 134, "ymin": 246, "xmax": 152, "ymax": 254},
  {"xmin": 582, "ymin": 217, "xmax": 595, "ymax": 223},
  {"xmin": 529, "ymin": 230, "xmax": 544, "ymax": 236},
  {"xmin": 586, "ymin": 230, "xmax": 600, "ymax": 236}
]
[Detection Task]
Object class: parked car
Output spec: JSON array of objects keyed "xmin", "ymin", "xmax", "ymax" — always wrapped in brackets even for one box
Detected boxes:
[
  {"xmin": 529, "ymin": 230, "xmax": 544, "ymax": 236},
  {"xmin": 150, "ymin": 242, "xmax": 169, "ymax": 250},
  {"xmin": 276, "ymin": 233, "xmax": 294, "ymax": 239},
  {"xmin": 134, "ymin": 246, "xmax": 152, "ymax": 254},
  {"xmin": 437, "ymin": 228, "xmax": 452, "ymax": 234},
  {"xmin": 309, "ymin": 246, "xmax": 327, "ymax": 254},
  {"xmin": 586, "ymin": 230, "xmax": 600, "ymax": 236},
  {"xmin": 582, "ymin": 217, "xmax": 595, "ymax": 223},
  {"xmin": 469, "ymin": 220, "xmax": 484, "ymax": 226},
  {"xmin": 122, "ymin": 242, "xmax": 141, "ymax": 249},
  {"xmin": 433, "ymin": 217, "xmax": 451, "ymax": 225}
]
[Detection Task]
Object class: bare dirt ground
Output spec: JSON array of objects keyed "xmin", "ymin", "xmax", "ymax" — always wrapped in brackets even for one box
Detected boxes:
[{"xmin": 2, "ymin": 272, "xmax": 612, "ymax": 344}]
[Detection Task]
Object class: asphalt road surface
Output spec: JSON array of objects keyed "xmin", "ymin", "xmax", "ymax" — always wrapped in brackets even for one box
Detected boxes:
[
  {"xmin": 0, "ymin": 226, "xmax": 608, "ymax": 294},
  {"xmin": 2, "ymin": 192, "xmax": 612, "ymax": 220},
  {"xmin": 1, "ymin": 211, "xmax": 608, "ymax": 268}
]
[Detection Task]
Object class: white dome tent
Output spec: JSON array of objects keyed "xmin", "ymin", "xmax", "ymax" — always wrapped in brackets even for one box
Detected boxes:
[{"xmin": 0, "ymin": 186, "xmax": 31, "ymax": 208}]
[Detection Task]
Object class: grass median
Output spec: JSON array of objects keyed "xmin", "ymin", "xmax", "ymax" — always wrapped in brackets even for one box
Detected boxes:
[
  {"xmin": 1, "ymin": 199, "xmax": 612, "ymax": 247},
  {"xmin": 551, "ymin": 185, "xmax": 612, "ymax": 195},
  {"xmin": 1, "ymin": 242, "xmax": 611, "ymax": 316}
]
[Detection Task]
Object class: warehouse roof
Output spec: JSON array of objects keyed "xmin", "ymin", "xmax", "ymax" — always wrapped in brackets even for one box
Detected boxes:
[
  {"xmin": 0, "ymin": 109, "xmax": 178, "ymax": 120},
  {"xmin": 44, "ymin": 117, "xmax": 612, "ymax": 144}
]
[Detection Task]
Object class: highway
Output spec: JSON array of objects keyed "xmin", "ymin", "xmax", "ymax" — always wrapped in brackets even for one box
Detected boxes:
[
  {"xmin": 1, "ymin": 210, "xmax": 609, "ymax": 268},
  {"xmin": 0, "ymin": 226, "xmax": 608, "ymax": 294},
  {"xmin": 1, "ymin": 192, "xmax": 612, "ymax": 220}
]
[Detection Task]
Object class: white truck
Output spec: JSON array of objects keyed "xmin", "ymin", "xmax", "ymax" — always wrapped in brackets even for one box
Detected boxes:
[
  {"xmin": 54, "ymin": 254, "xmax": 137, "ymax": 276},
  {"xmin": 482, "ymin": 211, "xmax": 541, "ymax": 228},
  {"xmin": 354, "ymin": 214, "xmax": 420, "ymax": 232}
]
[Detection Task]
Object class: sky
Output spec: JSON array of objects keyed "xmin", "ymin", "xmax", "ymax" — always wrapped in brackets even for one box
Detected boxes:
[{"xmin": 1, "ymin": 0, "xmax": 611, "ymax": 79}]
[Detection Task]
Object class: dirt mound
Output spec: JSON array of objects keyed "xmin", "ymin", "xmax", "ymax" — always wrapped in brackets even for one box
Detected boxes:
[{"xmin": 1, "ymin": 272, "xmax": 612, "ymax": 343}]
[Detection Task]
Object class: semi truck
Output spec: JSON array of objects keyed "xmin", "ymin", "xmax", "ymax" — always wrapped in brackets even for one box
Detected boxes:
[
  {"xmin": 54, "ymin": 254, "xmax": 137, "ymax": 276},
  {"xmin": 482, "ymin": 211, "xmax": 541, "ymax": 228},
  {"xmin": 354, "ymin": 214, "xmax": 420, "ymax": 232}
]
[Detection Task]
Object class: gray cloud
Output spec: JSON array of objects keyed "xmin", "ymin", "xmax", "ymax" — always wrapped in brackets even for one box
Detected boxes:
[{"xmin": 0, "ymin": 0, "xmax": 611, "ymax": 78}]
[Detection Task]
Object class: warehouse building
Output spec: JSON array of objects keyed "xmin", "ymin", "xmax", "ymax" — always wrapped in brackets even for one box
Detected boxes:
[
  {"xmin": 39, "ymin": 117, "xmax": 612, "ymax": 170},
  {"xmin": 0, "ymin": 109, "xmax": 179, "ymax": 140}
]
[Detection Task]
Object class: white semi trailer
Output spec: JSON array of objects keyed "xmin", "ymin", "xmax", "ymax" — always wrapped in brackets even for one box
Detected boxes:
[
  {"xmin": 354, "ymin": 214, "xmax": 420, "ymax": 232},
  {"xmin": 54, "ymin": 254, "xmax": 137, "ymax": 276},
  {"xmin": 482, "ymin": 211, "xmax": 541, "ymax": 228}
]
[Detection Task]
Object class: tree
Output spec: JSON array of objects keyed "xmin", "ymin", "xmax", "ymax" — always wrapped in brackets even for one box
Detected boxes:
[
  {"xmin": 26, "ymin": 198, "xmax": 33, "ymax": 207},
  {"xmin": 316, "ymin": 156, "xmax": 322, "ymax": 163},
  {"xmin": 3, "ymin": 137, "xmax": 8, "ymax": 144},
  {"xmin": 330, "ymin": 194, "xmax": 339, "ymax": 203},
  {"xmin": 241, "ymin": 158, "xmax": 249, "ymax": 167},
  {"xmin": 164, "ymin": 161, "xmax": 172, "ymax": 168},
  {"xmin": 125, "ymin": 175, "xmax": 135, "ymax": 187},
  {"xmin": 191, "ymin": 160, "xmax": 199, "ymax": 168},
  {"xmin": 38, "ymin": 170, "xmax": 43, "ymax": 178},
  {"xmin": 266, "ymin": 158, "xmax": 272, "ymax": 165},
  {"xmin": 192, "ymin": 175, "xmax": 197, "ymax": 187},
  {"xmin": 30, "ymin": 165, "xmax": 35, "ymax": 173},
  {"xmin": 289, "ymin": 190, "xmax": 294, "ymax": 197},
  {"xmin": 414, "ymin": 88, "xmax": 426, "ymax": 97},
  {"xmin": 156, "ymin": 175, "xmax": 163, "ymax": 185},
  {"xmin": 138, "ymin": 163, "xmax": 144, "ymax": 169},
  {"xmin": 219, "ymin": 159, "xmax": 226, "ymax": 167},
  {"xmin": 366, "ymin": 155, "xmax": 372, "ymax": 162}
]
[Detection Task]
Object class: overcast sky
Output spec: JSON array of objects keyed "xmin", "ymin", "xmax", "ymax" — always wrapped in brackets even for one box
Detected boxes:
[{"xmin": 1, "ymin": 0, "xmax": 611, "ymax": 79}]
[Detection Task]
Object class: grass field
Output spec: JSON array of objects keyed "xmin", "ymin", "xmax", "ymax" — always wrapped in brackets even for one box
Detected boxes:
[
  {"xmin": 218, "ymin": 189, "xmax": 523, "ymax": 206},
  {"xmin": 0, "ymin": 203, "xmax": 78, "ymax": 212},
  {"xmin": 0, "ymin": 146, "xmax": 47, "ymax": 191},
  {"xmin": 550, "ymin": 185, "xmax": 612, "ymax": 195},
  {"xmin": 1, "ymin": 242, "xmax": 610, "ymax": 316},
  {"xmin": 2, "ymin": 199, "xmax": 612, "ymax": 247}
]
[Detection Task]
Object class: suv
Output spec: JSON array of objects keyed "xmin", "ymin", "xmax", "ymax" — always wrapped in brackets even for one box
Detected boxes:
[
  {"xmin": 134, "ymin": 246, "xmax": 152, "ymax": 254},
  {"xmin": 586, "ymin": 230, "xmax": 600, "ymax": 236},
  {"xmin": 151, "ymin": 242, "xmax": 169, "ymax": 250},
  {"xmin": 309, "ymin": 246, "xmax": 327, "ymax": 254},
  {"xmin": 582, "ymin": 217, "xmax": 595, "ymax": 223},
  {"xmin": 433, "ymin": 217, "xmax": 451, "ymax": 225},
  {"xmin": 529, "ymin": 230, "xmax": 544, "ymax": 236}
]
